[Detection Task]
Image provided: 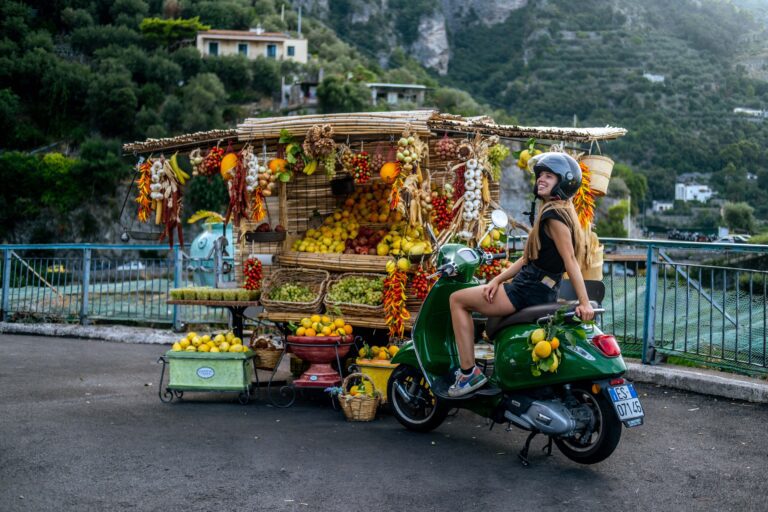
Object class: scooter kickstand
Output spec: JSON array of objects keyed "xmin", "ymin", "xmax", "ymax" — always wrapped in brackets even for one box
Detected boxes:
[
  {"xmin": 518, "ymin": 431, "xmax": 538, "ymax": 467},
  {"xmin": 543, "ymin": 436, "xmax": 554, "ymax": 457}
]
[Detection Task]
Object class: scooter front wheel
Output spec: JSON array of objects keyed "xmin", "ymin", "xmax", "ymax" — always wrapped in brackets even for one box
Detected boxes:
[{"xmin": 388, "ymin": 365, "xmax": 449, "ymax": 433}]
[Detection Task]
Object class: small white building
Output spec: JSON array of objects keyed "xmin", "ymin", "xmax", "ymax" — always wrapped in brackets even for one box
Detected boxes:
[
  {"xmin": 366, "ymin": 83, "xmax": 428, "ymax": 106},
  {"xmin": 675, "ymin": 183, "xmax": 713, "ymax": 202},
  {"xmin": 651, "ymin": 200, "xmax": 674, "ymax": 213},
  {"xmin": 196, "ymin": 27, "xmax": 308, "ymax": 63},
  {"xmin": 643, "ymin": 73, "xmax": 665, "ymax": 83}
]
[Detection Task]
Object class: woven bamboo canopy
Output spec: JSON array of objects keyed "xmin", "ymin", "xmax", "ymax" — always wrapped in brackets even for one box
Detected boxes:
[{"xmin": 123, "ymin": 110, "xmax": 626, "ymax": 154}]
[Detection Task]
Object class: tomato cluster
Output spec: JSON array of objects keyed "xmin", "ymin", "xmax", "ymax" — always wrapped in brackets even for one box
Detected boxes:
[
  {"xmin": 351, "ymin": 151, "xmax": 371, "ymax": 184},
  {"xmin": 243, "ymin": 257, "xmax": 263, "ymax": 291},
  {"xmin": 431, "ymin": 193, "xmax": 453, "ymax": 232},
  {"xmin": 411, "ymin": 265, "xmax": 432, "ymax": 300},
  {"xmin": 202, "ymin": 146, "xmax": 224, "ymax": 177}
]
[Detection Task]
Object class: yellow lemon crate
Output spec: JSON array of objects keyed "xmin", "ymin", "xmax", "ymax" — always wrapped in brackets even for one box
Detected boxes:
[{"xmin": 355, "ymin": 358, "xmax": 399, "ymax": 404}]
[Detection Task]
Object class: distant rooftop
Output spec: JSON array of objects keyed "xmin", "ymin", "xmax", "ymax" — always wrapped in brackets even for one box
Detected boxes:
[{"xmin": 366, "ymin": 83, "xmax": 429, "ymax": 89}]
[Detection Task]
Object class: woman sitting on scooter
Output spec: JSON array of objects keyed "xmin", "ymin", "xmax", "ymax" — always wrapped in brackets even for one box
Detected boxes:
[{"xmin": 448, "ymin": 152, "xmax": 595, "ymax": 397}]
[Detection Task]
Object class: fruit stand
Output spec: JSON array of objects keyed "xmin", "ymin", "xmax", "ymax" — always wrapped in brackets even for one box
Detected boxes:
[{"xmin": 123, "ymin": 111, "xmax": 626, "ymax": 410}]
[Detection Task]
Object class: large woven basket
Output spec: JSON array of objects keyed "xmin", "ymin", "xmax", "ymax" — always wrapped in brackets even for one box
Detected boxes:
[
  {"xmin": 338, "ymin": 372, "xmax": 380, "ymax": 422},
  {"xmin": 260, "ymin": 268, "xmax": 330, "ymax": 313},
  {"xmin": 324, "ymin": 273, "xmax": 385, "ymax": 317}
]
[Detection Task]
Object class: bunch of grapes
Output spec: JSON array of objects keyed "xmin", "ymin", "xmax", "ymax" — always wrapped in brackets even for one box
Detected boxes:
[
  {"xmin": 243, "ymin": 257, "xmax": 263, "ymax": 291},
  {"xmin": 351, "ymin": 152, "xmax": 371, "ymax": 184},
  {"xmin": 321, "ymin": 150, "xmax": 337, "ymax": 178},
  {"xmin": 291, "ymin": 156, "xmax": 305, "ymax": 174},
  {"xmin": 202, "ymin": 147, "xmax": 224, "ymax": 177},
  {"xmin": 435, "ymin": 136, "xmax": 458, "ymax": 161}
]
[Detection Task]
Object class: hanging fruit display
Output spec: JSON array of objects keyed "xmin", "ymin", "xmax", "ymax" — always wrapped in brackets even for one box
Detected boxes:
[
  {"xmin": 399, "ymin": 173, "xmax": 432, "ymax": 228},
  {"xmin": 302, "ymin": 124, "xmax": 336, "ymax": 178},
  {"xmin": 430, "ymin": 183, "xmax": 454, "ymax": 233},
  {"xmin": 350, "ymin": 151, "xmax": 371, "ymax": 184},
  {"xmin": 220, "ymin": 152, "xmax": 238, "ymax": 181},
  {"xmin": 243, "ymin": 256, "xmax": 263, "ymax": 291},
  {"xmin": 435, "ymin": 134, "xmax": 458, "ymax": 161},
  {"xmin": 460, "ymin": 158, "xmax": 484, "ymax": 223},
  {"xmin": 143, "ymin": 156, "xmax": 185, "ymax": 248},
  {"xmin": 390, "ymin": 125, "xmax": 427, "ymax": 209},
  {"xmin": 574, "ymin": 160, "xmax": 596, "ymax": 228},
  {"xmin": 515, "ymin": 138, "xmax": 542, "ymax": 170},
  {"xmin": 384, "ymin": 259, "xmax": 410, "ymax": 339},
  {"xmin": 279, "ymin": 129, "xmax": 305, "ymax": 177},
  {"xmin": 202, "ymin": 146, "xmax": 224, "ymax": 177},
  {"xmin": 136, "ymin": 159, "xmax": 153, "ymax": 223},
  {"xmin": 189, "ymin": 148, "xmax": 204, "ymax": 176},
  {"xmin": 379, "ymin": 161, "xmax": 400, "ymax": 184},
  {"xmin": 243, "ymin": 146, "xmax": 268, "ymax": 222},
  {"xmin": 487, "ymin": 143, "xmax": 511, "ymax": 181},
  {"xmin": 411, "ymin": 264, "xmax": 433, "ymax": 300},
  {"xmin": 224, "ymin": 147, "xmax": 249, "ymax": 228}
]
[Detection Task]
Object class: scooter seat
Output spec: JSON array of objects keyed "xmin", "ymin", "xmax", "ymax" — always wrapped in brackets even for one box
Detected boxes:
[{"xmin": 484, "ymin": 301, "xmax": 599, "ymax": 339}]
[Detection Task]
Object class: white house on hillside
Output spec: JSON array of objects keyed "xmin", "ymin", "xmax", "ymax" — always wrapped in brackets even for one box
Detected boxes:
[
  {"xmin": 675, "ymin": 183, "xmax": 713, "ymax": 202},
  {"xmin": 196, "ymin": 27, "xmax": 308, "ymax": 63}
]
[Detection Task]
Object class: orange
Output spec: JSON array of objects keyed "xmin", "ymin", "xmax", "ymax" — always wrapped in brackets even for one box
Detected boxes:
[
  {"xmin": 388, "ymin": 345, "xmax": 399, "ymax": 357},
  {"xmin": 379, "ymin": 162, "xmax": 400, "ymax": 184},
  {"xmin": 550, "ymin": 337, "xmax": 560, "ymax": 350},
  {"xmin": 220, "ymin": 153, "xmax": 238, "ymax": 180},
  {"xmin": 321, "ymin": 315, "xmax": 331, "ymax": 324},
  {"xmin": 377, "ymin": 351, "xmax": 389, "ymax": 360},
  {"xmin": 296, "ymin": 326, "xmax": 306, "ymax": 336},
  {"xmin": 321, "ymin": 326, "xmax": 332, "ymax": 336},
  {"xmin": 305, "ymin": 328, "xmax": 316, "ymax": 337},
  {"xmin": 268, "ymin": 158, "xmax": 287, "ymax": 174},
  {"xmin": 343, "ymin": 324, "xmax": 353, "ymax": 335}
]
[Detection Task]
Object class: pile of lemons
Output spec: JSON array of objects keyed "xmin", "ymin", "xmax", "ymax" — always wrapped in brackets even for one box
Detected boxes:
[
  {"xmin": 528, "ymin": 327, "xmax": 561, "ymax": 375},
  {"xmin": 171, "ymin": 331, "xmax": 247, "ymax": 353},
  {"xmin": 357, "ymin": 344, "xmax": 399, "ymax": 361},
  {"xmin": 295, "ymin": 315, "xmax": 354, "ymax": 337}
]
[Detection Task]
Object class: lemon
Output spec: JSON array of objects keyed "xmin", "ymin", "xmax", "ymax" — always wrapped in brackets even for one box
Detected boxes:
[
  {"xmin": 296, "ymin": 326, "xmax": 306, "ymax": 336},
  {"xmin": 179, "ymin": 339, "xmax": 190, "ymax": 349},
  {"xmin": 301, "ymin": 318, "xmax": 312, "ymax": 328},
  {"xmin": 198, "ymin": 344, "xmax": 210, "ymax": 352},
  {"xmin": 549, "ymin": 353, "xmax": 559, "ymax": 372},
  {"xmin": 310, "ymin": 314, "xmax": 321, "ymax": 323},
  {"xmin": 186, "ymin": 332, "xmax": 197, "ymax": 340},
  {"xmin": 349, "ymin": 385, "xmax": 359, "ymax": 396},
  {"xmin": 185, "ymin": 346, "xmax": 197, "ymax": 352},
  {"xmin": 219, "ymin": 341, "xmax": 230, "ymax": 352},
  {"xmin": 334, "ymin": 319, "xmax": 345, "ymax": 328},
  {"xmin": 386, "ymin": 260, "xmax": 396, "ymax": 274},
  {"xmin": 534, "ymin": 340, "xmax": 552, "ymax": 359},
  {"xmin": 388, "ymin": 345, "xmax": 400, "ymax": 357},
  {"xmin": 358, "ymin": 348, "xmax": 368, "ymax": 358},
  {"xmin": 531, "ymin": 328, "xmax": 546, "ymax": 344},
  {"xmin": 532, "ymin": 352, "xmax": 540, "ymax": 362},
  {"xmin": 396, "ymin": 257, "xmax": 411, "ymax": 272},
  {"xmin": 213, "ymin": 334, "xmax": 225, "ymax": 343},
  {"xmin": 191, "ymin": 336, "xmax": 202, "ymax": 347},
  {"xmin": 172, "ymin": 342, "xmax": 182, "ymax": 351},
  {"xmin": 210, "ymin": 346, "xmax": 220, "ymax": 353},
  {"xmin": 229, "ymin": 344, "xmax": 243, "ymax": 353},
  {"xmin": 232, "ymin": 337, "xmax": 242, "ymax": 345},
  {"xmin": 200, "ymin": 335, "xmax": 211, "ymax": 343},
  {"xmin": 321, "ymin": 315, "xmax": 331, "ymax": 324}
]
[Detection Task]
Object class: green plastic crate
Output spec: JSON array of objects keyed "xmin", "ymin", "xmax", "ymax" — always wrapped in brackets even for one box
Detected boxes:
[{"xmin": 166, "ymin": 350, "xmax": 255, "ymax": 392}]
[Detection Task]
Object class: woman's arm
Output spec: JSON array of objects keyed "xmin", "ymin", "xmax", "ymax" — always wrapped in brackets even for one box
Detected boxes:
[
  {"xmin": 483, "ymin": 255, "xmax": 526, "ymax": 303},
  {"xmin": 547, "ymin": 220, "xmax": 595, "ymax": 321}
]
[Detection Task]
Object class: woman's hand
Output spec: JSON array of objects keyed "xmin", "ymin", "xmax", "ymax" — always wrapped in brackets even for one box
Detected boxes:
[
  {"xmin": 575, "ymin": 302, "xmax": 595, "ymax": 322},
  {"xmin": 483, "ymin": 280, "xmax": 500, "ymax": 303}
]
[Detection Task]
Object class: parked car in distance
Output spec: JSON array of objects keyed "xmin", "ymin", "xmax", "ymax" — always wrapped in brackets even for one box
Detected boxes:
[
  {"xmin": 716, "ymin": 235, "xmax": 750, "ymax": 244},
  {"xmin": 603, "ymin": 263, "xmax": 636, "ymax": 277},
  {"xmin": 116, "ymin": 261, "xmax": 146, "ymax": 271}
]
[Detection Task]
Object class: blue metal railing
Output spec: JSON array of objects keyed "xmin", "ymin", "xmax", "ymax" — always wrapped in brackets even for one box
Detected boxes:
[{"xmin": 2, "ymin": 240, "xmax": 768, "ymax": 374}]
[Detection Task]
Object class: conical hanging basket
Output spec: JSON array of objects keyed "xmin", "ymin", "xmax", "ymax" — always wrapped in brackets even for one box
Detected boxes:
[{"xmin": 580, "ymin": 155, "xmax": 614, "ymax": 196}]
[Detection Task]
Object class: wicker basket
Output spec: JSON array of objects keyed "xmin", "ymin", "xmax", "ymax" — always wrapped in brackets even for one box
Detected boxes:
[
  {"xmin": 260, "ymin": 268, "xmax": 330, "ymax": 313},
  {"xmin": 324, "ymin": 273, "xmax": 385, "ymax": 316},
  {"xmin": 338, "ymin": 373, "xmax": 380, "ymax": 422},
  {"xmin": 253, "ymin": 348, "xmax": 282, "ymax": 370}
]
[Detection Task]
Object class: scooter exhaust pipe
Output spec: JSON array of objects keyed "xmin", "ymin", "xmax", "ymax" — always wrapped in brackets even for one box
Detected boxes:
[{"xmin": 394, "ymin": 381, "xmax": 427, "ymax": 407}]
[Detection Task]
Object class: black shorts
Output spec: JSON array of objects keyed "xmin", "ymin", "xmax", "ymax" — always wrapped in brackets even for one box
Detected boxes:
[{"xmin": 503, "ymin": 264, "xmax": 561, "ymax": 311}]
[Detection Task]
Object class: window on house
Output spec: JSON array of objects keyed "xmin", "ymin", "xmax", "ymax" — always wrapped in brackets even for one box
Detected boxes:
[
  {"xmin": 238, "ymin": 43, "xmax": 248, "ymax": 56},
  {"xmin": 287, "ymin": 45, "xmax": 295, "ymax": 57},
  {"xmin": 208, "ymin": 42, "xmax": 218, "ymax": 56},
  {"xmin": 267, "ymin": 44, "xmax": 277, "ymax": 58}
]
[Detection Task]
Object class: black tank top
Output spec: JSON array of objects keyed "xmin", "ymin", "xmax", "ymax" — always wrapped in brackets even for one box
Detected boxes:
[{"xmin": 533, "ymin": 209, "xmax": 570, "ymax": 274}]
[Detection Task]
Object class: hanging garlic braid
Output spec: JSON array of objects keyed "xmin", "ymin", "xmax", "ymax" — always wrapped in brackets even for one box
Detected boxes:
[{"xmin": 524, "ymin": 200, "xmax": 587, "ymax": 269}]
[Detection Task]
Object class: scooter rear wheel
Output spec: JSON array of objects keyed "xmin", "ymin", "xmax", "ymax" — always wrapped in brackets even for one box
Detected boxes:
[
  {"xmin": 388, "ymin": 365, "xmax": 449, "ymax": 433},
  {"xmin": 554, "ymin": 386, "xmax": 622, "ymax": 464}
]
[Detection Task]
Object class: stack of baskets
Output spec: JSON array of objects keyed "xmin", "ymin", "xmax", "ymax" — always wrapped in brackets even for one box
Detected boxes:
[
  {"xmin": 249, "ymin": 330, "xmax": 282, "ymax": 371},
  {"xmin": 260, "ymin": 268, "xmax": 330, "ymax": 314},
  {"xmin": 323, "ymin": 273, "xmax": 385, "ymax": 317},
  {"xmin": 338, "ymin": 373, "xmax": 381, "ymax": 422}
]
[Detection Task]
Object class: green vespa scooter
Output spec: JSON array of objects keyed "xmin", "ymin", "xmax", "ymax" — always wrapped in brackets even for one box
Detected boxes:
[{"xmin": 387, "ymin": 210, "xmax": 644, "ymax": 465}]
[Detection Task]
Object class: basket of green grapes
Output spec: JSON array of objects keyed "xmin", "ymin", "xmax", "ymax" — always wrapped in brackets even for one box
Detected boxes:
[
  {"xmin": 324, "ymin": 273, "xmax": 385, "ymax": 316},
  {"xmin": 260, "ymin": 268, "xmax": 330, "ymax": 313}
]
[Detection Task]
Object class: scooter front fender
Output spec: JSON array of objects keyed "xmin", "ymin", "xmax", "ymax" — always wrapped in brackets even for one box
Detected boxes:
[{"xmin": 390, "ymin": 340, "xmax": 419, "ymax": 368}]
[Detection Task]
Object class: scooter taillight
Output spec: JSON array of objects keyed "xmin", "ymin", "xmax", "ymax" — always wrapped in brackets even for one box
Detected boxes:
[{"xmin": 592, "ymin": 334, "xmax": 621, "ymax": 357}]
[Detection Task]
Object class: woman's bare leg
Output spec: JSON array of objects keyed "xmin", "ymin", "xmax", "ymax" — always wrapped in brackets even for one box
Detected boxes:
[{"xmin": 449, "ymin": 286, "xmax": 517, "ymax": 369}]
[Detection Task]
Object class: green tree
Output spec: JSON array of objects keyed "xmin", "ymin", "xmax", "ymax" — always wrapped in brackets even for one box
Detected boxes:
[
  {"xmin": 139, "ymin": 16, "xmax": 210, "ymax": 48},
  {"xmin": 180, "ymin": 73, "xmax": 226, "ymax": 131},
  {"xmin": 722, "ymin": 202, "xmax": 756, "ymax": 233},
  {"xmin": 111, "ymin": 0, "xmax": 150, "ymax": 27},
  {"xmin": 39, "ymin": 153, "xmax": 80, "ymax": 211},
  {"xmin": 612, "ymin": 163, "xmax": 648, "ymax": 212},
  {"xmin": 86, "ymin": 65, "xmax": 138, "ymax": 137},
  {"xmin": 317, "ymin": 76, "xmax": 369, "ymax": 113},
  {"xmin": 596, "ymin": 200, "xmax": 628, "ymax": 238}
]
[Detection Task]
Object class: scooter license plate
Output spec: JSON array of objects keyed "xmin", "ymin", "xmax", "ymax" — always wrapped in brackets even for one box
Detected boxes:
[{"xmin": 608, "ymin": 384, "xmax": 644, "ymax": 426}]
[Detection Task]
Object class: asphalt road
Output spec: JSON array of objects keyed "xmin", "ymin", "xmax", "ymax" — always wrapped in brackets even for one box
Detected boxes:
[{"xmin": 1, "ymin": 334, "xmax": 766, "ymax": 512}]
